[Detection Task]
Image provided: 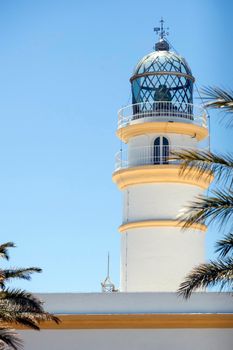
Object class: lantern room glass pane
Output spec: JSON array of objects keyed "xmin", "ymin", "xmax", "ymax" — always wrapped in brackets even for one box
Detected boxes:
[{"xmin": 131, "ymin": 50, "xmax": 194, "ymax": 116}]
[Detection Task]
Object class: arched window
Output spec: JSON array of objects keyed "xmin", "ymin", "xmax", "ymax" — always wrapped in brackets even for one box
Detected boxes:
[{"xmin": 154, "ymin": 137, "xmax": 169, "ymax": 164}]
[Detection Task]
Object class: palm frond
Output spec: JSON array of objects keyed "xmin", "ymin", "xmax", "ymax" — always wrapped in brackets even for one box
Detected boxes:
[
  {"xmin": 0, "ymin": 304, "xmax": 60, "ymax": 326},
  {"xmin": 0, "ymin": 289, "xmax": 44, "ymax": 313},
  {"xmin": 18, "ymin": 312, "xmax": 60, "ymax": 326},
  {"xmin": 215, "ymin": 233, "xmax": 233, "ymax": 258},
  {"xmin": 201, "ymin": 86, "xmax": 233, "ymax": 109},
  {"xmin": 13, "ymin": 312, "xmax": 60, "ymax": 330},
  {"xmin": 201, "ymin": 86, "xmax": 233, "ymax": 127},
  {"xmin": 0, "ymin": 243, "xmax": 15, "ymax": 261},
  {"xmin": 14, "ymin": 315, "xmax": 40, "ymax": 331},
  {"xmin": 0, "ymin": 308, "xmax": 20, "ymax": 324},
  {"xmin": 178, "ymin": 258, "xmax": 233, "ymax": 298},
  {"xmin": 172, "ymin": 150, "xmax": 233, "ymax": 186},
  {"xmin": 179, "ymin": 189, "xmax": 233, "ymax": 229},
  {"xmin": 0, "ymin": 328, "xmax": 23, "ymax": 350},
  {"xmin": 0, "ymin": 267, "xmax": 42, "ymax": 289}
]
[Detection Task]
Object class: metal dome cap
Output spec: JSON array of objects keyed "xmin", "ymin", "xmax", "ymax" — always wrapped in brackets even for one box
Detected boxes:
[{"xmin": 132, "ymin": 49, "xmax": 193, "ymax": 78}]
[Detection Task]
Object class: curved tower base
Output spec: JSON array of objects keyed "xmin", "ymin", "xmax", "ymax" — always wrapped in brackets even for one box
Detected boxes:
[{"xmin": 120, "ymin": 226, "xmax": 205, "ymax": 292}]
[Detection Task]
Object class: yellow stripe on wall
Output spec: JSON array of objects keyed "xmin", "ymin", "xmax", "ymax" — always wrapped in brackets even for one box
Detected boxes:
[
  {"xmin": 119, "ymin": 220, "xmax": 207, "ymax": 233},
  {"xmin": 14, "ymin": 313, "xmax": 233, "ymax": 329},
  {"xmin": 112, "ymin": 165, "xmax": 213, "ymax": 190},
  {"xmin": 117, "ymin": 122, "xmax": 208, "ymax": 143}
]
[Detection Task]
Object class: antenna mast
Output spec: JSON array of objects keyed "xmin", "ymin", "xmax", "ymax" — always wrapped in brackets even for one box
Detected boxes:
[{"xmin": 101, "ymin": 252, "xmax": 118, "ymax": 293}]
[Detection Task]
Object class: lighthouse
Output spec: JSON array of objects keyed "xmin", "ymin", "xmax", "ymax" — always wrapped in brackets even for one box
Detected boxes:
[
  {"xmin": 17, "ymin": 21, "xmax": 233, "ymax": 350},
  {"xmin": 113, "ymin": 20, "xmax": 212, "ymax": 292}
]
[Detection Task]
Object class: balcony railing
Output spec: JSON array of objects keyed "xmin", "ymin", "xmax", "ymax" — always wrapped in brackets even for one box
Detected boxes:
[
  {"xmin": 115, "ymin": 145, "xmax": 207, "ymax": 171},
  {"xmin": 118, "ymin": 102, "xmax": 207, "ymax": 129}
]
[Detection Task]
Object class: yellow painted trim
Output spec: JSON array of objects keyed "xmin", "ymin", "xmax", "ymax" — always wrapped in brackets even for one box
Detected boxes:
[
  {"xmin": 112, "ymin": 165, "xmax": 213, "ymax": 190},
  {"xmin": 117, "ymin": 122, "xmax": 208, "ymax": 143},
  {"xmin": 119, "ymin": 220, "xmax": 207, "ymax": 233},
  {"xmin": 13, "ymin": 314, "xmax": 233, "ymax": 329}
]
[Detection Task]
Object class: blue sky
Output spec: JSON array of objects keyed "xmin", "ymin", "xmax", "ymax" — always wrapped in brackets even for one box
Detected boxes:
[{"xmin": 0, "ymin": 0, "xmax": 232, "ymax": 292}]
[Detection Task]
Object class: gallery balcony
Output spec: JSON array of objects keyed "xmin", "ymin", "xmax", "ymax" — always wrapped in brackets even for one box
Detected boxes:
[
  {"xmin": 112, "ymin": 144, "xmax": 212, "ymax": 191},
  {"xmin": 118, "ymin": 102, "xmax": 207, "ymax": 129},
  {"xmin": 114, "ymin": 145, "xmax": 207, "ymax": 171},
  {"xmin": 116, "ymin": 102, "xmax": 208, "ymax": 143}
]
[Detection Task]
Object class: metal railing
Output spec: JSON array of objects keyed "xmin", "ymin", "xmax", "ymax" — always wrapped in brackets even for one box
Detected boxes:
[
  {"xmin": 118, "ymin": 102, "xmax": 207, "ymax": 129},
  {"xmin": 115, "ymin": 145, "xmax": 206, "ymax": 171}
]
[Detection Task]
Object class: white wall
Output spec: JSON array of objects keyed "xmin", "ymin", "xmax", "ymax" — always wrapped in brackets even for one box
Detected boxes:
[
  {"xmin": 20, "ymin": 329, "xmax": 233, "ymax": 350},
  {"xmin": 18, "ymin": 293, "xmax": 233, "ymax": 350},
  {"xmin": 121, "ymin": 227, "xmax": 205, "ymax": 292},
  {"xmin": 128, "ymin": 133, "xmax": 197, "ymax": 167},
  {"xmin": 34, "ymin": 292, "xmax": 233, "ymax": 314},
  {"xmin": 127, "ymin": 133, "xmax": 197, "ymax": 168},
  {"xmin": 119, "ymin": 129, "xmax": 208, "ymax": 292},
  {"xmin": 123, "ymin": 183, "xmax": 202, "ymax": 222},
  {"xmin": 128, "ymin": 133, "xmax": 197, "ymax": 149},
  {"xmin": 121, "ymin": 182, "xmax": 205, "ymax": 292}
]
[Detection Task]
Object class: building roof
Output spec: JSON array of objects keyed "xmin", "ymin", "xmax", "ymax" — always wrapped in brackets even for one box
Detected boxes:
[{"xmin": 37, "ymin": 292, "xmax": 232, "ymax": 314}]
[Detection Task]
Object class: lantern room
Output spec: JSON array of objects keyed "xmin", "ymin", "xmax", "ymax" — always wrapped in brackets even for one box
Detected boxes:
[{"xmin": 130, "ymin": 24, "xmax": 194, "ymax": 118}]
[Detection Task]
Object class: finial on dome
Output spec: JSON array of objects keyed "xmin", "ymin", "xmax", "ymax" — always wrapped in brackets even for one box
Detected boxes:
[{"xmin": 154, "ymin": 18, "xmax": 170, "ymax": 51}]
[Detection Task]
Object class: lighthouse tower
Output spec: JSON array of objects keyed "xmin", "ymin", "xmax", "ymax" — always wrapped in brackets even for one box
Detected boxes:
[{"xmin": 113, "ymin": 21, "xmax": 212, "ymax": 292}]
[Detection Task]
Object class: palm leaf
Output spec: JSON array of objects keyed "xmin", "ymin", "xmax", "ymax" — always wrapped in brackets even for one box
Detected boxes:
[
  {"xmin": 0, "ymin": 243, "xmax": 15, "ymax": 261},
  {"xmin": 172, "ymin": 150, "xmax": 233, "ymax": 186},
  {"xmin": 0, "ymin": 267, "xmax": 42, "ymax": 289},
  {"xmin": 0, "ymin": 328, "xmax": 23, "ymax": 350},
  {"xmin": 201, "ymin": 86, "xmax": 233, "ymax": 127},
  {"xmin": 0, "ymin": 289, "xmax": 44, "ymax": 313},
  {"xmin": 0, "ymin": 305, "xmax": 60, "ymax": 327},
  {"xmin": 0, "ymin": 307, "xmax": 20, "ymax": 324},
  {"xmin": 20, "ymin": 312, "xmax": 60, "ymax": 325},
  {"xmin": 14, "ymin": 312, "xmax": 60, "ymax": 330},
  {"xmin": 3, "ymin": 267, "xmax": 42, "ymax": 280},
  {"xmin": 179, "ymin": 189, "xmax": 233, "ymax": 229},
  {"xmin": 178, "ymin": 258, "xmax": 233, "ymax": 298},
  {"xmin": 14, "ymin": 315, "xmax": 40, "ymax": 331},
  {"xmin": 215, "ymin": 233, "xmax": 233, "ymax": 258},
  {"xmin": 15, "ymin": 312, "xmax": 60, "ymax": 329}
]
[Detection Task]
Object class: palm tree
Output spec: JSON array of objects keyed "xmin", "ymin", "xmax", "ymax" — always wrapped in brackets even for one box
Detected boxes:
[
  {"xmin": 176, "ymin": 87, "xmax": 233, "ymax": 298},
  {"xmin": 0, "ymin": 242, "xmax": 60, "ymax": 349}
]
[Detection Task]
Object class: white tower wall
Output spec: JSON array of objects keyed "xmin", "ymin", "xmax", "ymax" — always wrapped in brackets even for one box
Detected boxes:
[
  {"xmin": 120, "ymin": 227, "xmax": 205, "ymax": 292},
  {"xmin": 119, "ymin": 176, "xmax": 207, "ymax": 292},
  {"xmin": 127, "ymin": 133, "xmax": 197, "ymax": 168},
  {"xmin": 128, "ymin": 133, "xmax": 197, "ymax": 149},
  {"xmin": 118, "ymin": 131, "xmax": 206, "ymax": 292},
  {"xmin": 122, "ymin": 183, "xmax": 202, "ymax": 222}
]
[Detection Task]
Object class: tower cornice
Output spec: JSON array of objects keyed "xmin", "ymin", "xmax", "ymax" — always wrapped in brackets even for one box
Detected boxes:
[
  {"xmin": 117, "ymin": 122, "xmax": 208, "ymax": 143},
  {"xmin": 112, "ymin": 165, "xmax": 213, "ymax": 190},
  {"xmin": 119, "ymin": 220, "xmax": 207, "ymax": 233}
]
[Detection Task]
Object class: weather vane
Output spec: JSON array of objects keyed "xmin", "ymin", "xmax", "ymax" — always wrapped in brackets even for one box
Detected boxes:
[{"xmin": 154, "ymin": 18, "xmax": 169, "ymax": 40}]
